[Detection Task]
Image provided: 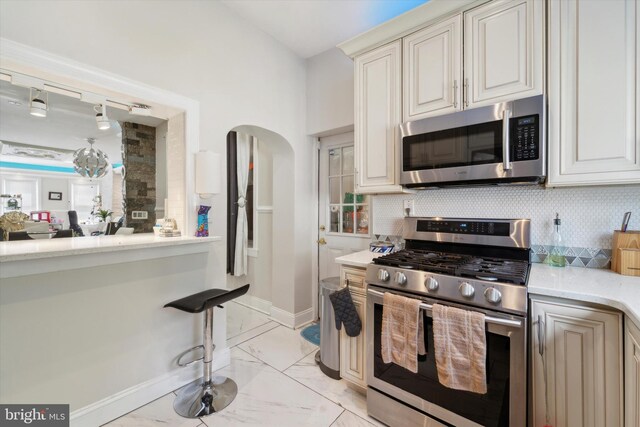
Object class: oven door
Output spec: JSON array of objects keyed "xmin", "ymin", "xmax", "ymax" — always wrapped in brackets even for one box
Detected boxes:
[{"xmin": 366, "ymin": 286, "xmax": 526, "ymax": 427}]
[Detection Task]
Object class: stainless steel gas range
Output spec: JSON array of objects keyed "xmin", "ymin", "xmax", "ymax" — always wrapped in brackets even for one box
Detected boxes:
[{"xmin": 365, "ymin": 217, "xmax": 530, "ymax": 427}]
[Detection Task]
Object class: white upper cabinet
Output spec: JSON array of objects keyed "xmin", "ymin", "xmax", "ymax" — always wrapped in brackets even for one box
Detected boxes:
[
  {"xmin": 403, "ymin": 15, "xmax": 462, "ymax": 121},
  {"xmin": 548, "ymin": 0, "xmax": 640, "ymax": 186},
  {"xmin": 354, "ymin": 40, "xmax": 405, "ymax": 194},
  {"xmin": 464, "ymin": 0, "xmax": 544, "ymax": 108}
]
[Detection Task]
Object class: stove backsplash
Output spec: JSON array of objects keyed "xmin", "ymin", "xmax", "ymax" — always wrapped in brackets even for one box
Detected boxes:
[{"xmin": 372, "ymin": 185, "xmax": 640, "ymax": 269}]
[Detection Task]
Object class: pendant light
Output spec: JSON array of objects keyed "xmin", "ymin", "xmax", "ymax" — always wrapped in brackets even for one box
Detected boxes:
[
  {"xmin": 73, "ymin": 138, "xmax": 111, "ymax": 178},
  {"xmin": 29, "ymin": 88, "xmax": 48, "ymax": 118},
  {"xmin": 95, "ymin": 104, "xmax": 111, "ymax": 130}
]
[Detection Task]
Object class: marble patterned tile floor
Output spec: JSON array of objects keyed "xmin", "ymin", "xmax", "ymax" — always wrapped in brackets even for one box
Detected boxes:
[{"xmin": 103, "ymin": 305, "xmax": 380, "ymax": 427}]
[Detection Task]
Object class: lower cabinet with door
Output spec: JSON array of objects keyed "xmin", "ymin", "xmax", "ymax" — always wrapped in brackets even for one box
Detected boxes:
[
  {"xmin": 627, "ymin": 317, "xmax": 640, "ymax": 427},
  {"xmin": 530, "ymin": 296, "xmax": 623, "ymax": 427},
  {"xmin": 339, "ymin": 265, "xmax": 367, "ymax": 391}
]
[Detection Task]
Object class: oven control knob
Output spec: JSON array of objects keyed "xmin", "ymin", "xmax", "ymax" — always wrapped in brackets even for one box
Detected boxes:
[
  {"xmin": 484, "ymin": 287, "xmax": 502, "ymax": 304},
  {"xmin": 394, "ymin": 272, "xmax": 407, "ymax": 286},
  {"xmin": 426, "ymin": 277, "xmax": 439, "ymax": 291},
  {"xmin": 377, "ymin": 269, "xmax": 390, "ymax": 282},
  {"xmin": 459, "ymin": 282, "xmax": 475, "ymax": 298}
]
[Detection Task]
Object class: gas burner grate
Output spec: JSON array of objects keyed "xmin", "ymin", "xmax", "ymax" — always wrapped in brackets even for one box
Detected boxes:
[{"xmin": 374, "ymin": 249, "xmax": 529, "ymax": 285}]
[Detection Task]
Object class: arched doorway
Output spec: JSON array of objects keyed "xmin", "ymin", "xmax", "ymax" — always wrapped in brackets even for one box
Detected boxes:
[{"xmin": 226, "ymin": 125, "xmax": 297, "ymax": 340}]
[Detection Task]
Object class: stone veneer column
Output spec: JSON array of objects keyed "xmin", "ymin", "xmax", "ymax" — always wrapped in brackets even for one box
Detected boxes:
[{"xmin": 121, "ymin": 122, "xmax": 157, "ymax": 233}]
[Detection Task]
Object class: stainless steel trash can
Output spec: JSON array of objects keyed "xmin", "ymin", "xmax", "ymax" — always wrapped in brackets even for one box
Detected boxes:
[{"xmin": 315, "ymin": 276, "xmax": 343, "ymax": 380}]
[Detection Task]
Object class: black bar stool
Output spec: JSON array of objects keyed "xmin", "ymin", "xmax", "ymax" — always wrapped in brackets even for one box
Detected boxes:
[{"xmin": 164, "ymin": 284, "xmax": 250, "ymax": 418}]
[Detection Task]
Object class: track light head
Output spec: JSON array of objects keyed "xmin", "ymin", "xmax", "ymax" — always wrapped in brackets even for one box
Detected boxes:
[
  {"xmin": 95, "ymin": 104, "xmax": 110, "ymax": 130},
  {"xmin": 29, "ymin": 89, "xmax": 47, "ymax": 118}
]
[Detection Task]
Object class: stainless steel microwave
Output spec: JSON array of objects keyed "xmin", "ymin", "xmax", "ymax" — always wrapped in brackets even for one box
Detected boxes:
[{"xmin": 399, "ymin": 95, "xmax": 545, "ymax": 188}]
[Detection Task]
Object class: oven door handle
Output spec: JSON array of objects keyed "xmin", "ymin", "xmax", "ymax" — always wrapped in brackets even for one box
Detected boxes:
[{"xmin": 368, "ymin": 289, "xmax": 522, "ymax": 328}]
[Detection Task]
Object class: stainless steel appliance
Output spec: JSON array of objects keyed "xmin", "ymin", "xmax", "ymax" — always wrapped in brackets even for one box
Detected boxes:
[
  {"xmin": 365, "ymin": 217, "xmax": 530, "ymax": 427},
  {"xmin": 400, "ymin": 95, "xmax": 545, "ymax": 188}
]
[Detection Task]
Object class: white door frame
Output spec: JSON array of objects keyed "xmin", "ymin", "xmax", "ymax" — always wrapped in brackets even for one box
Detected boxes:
[{"xmin": 311, "ymin": 131, "xmax": 370, "ymax": 322}]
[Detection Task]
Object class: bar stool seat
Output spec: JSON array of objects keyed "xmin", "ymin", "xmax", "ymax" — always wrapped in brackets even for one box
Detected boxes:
[{"xmin": 165, "ymin": 284, "xmax": 250, "ymax": 418}]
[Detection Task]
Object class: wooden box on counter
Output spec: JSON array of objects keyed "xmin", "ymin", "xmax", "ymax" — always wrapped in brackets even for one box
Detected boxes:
[{"xmin": 611, "ymin": 230, "xmax": 640, "ymax": 276}]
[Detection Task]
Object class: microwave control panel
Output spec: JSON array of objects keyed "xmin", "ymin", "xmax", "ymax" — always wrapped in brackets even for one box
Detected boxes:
[{"xmin": 510, "ymin": 114, "xmax": 539, "ymax": 161}]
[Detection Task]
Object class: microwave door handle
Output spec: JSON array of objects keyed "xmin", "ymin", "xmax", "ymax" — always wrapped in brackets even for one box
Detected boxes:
[{"xmin": 502, "ymin": 109, "xmax": 512, "ymax": 171}]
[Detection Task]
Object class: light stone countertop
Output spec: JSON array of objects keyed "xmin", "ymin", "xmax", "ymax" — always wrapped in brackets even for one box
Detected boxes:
[
  {"xmin": 0, "ymin": 234, "xmax": 221, "ymax": 263},
  {"xmin": 335, "ymin": 250, "xmax": 384, "ymax": 268},
  {"xmin": 528, "ymin": 263, "xmax": 640, "ymax": 327},
  {"xmin": 335, "ymin": 251, "xmax": 640, "ymax": 326}
]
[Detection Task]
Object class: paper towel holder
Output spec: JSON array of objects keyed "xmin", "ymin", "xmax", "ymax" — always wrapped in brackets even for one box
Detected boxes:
[{"xmin": 195, "ymin": 151, "xmax": 221, "ymax": 199}]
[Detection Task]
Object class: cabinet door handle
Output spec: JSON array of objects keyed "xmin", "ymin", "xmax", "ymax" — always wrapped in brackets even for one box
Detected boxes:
[
  {"xmin": 537, "ymin": 314, "xmax": 544, "ymax": 356},
  {"xmin": 453, "ymin": 80, "xmax": 458, "ymax": 109},
  {"xmin": 463, "ymin": 78, "xmax": 469, "ymax": 108}
]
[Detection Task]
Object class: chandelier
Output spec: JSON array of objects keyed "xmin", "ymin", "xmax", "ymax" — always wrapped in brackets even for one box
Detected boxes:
[{"xmin": 73, "ymin": 138, "xmax": 111, "ymax": 178}]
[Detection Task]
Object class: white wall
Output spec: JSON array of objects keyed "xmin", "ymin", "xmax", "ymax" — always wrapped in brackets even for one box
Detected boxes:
[
  {"xmin": 40, "ymin": 177, "xmax": 69, "ymax": 211},
  {"xmin": 306, "ymin": 47, "xmax": 355, "ymax": 135},
  {"xmin": 1, "ymin": 0, "xmax": 314, "ymax": 418}
]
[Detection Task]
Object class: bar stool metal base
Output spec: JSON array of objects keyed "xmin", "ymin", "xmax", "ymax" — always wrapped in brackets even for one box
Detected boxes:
[{"xmin": 174, "ymin": 375, "xmax": 238, "ymax": 418}]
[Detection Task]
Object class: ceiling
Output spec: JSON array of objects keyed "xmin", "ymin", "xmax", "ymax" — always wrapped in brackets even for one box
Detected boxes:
[
  {"xmin": 0, "ymin": 80, "xmax": 165, "ymax": 165},
  {"xmin": 221, "ymin": 0, "xmax": 428, "ymax": 58}
]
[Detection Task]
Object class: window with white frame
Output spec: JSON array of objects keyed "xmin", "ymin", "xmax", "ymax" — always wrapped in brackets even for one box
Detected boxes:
[
  {"xmin": 70, "ymin": 182, "xmax": 100, "ymax": 222},
  {"xmin": 328, "ymin": 146, "xmax": 369, "ymax": 235},
  {"xmin": 1, "ymin": 177, "xmax": 39, "ymax": 215}
]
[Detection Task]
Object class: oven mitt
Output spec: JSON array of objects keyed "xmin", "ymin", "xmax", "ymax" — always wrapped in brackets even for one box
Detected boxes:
[{"xmin": 329, "ymin": 287, "xmax": 362, "ymax": 337}]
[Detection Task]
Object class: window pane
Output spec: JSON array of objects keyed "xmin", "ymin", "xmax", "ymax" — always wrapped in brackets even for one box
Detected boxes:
[
  {"xmin": 355, "ymin": 193, "xmax": 369, "ymax": 204},
  {"xmin": 329, "ymin": 148, "xmax": 341, "ymax": 176},
  {"xmin": 4, "ymin": 179, "xmax": 37, "ymax": 214},
  {"xmin": 342, "ymin": 175, "xmax": 354, "ymax": 204},
  {"xmin": 329, "ymin": 205, "xmax": 340, "ymax": 232},
  {"xmin": 356, "ymin": 205, "xmax": 369, "ymax": 235},
  {"xmin": 343, "ymin": 205, "xmax": 354, "ymax": 234},
  {"xmin": 329, "ymin": 177, "xmax": 340, "ymax": 204},
  {"xmin": 342, "ymin": 146, "xmax": 354, "ymax": 174}
]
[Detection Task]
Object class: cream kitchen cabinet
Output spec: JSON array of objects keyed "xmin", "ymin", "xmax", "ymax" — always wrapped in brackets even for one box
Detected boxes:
[
  {"xmin": 463, "ymin": 0, "xmax": 544, "ymax": 109},
  {"xmin": 626, "ymin": 317, "xmax": 640, "ymax": 427},
  {"xmin": 403, "ymin": 14, "xmax": 462, "ymax": 121},
  {"xmin": 339, "ymin": 265, "xmax": 367, "ymax": 390},
  {"xmin": 354, "ymin": 40, "xmax": 407, "ymax": 194},
  {"xmin": 531, "ymin": 297, "xmax": 623, "ymax": 427},
  {"xmin": 548, "ymin": 0, "xmax": 640, "ymax": 186},
  {"xmin": 403, "ymin": 0, "xmax": 543, "ymax": 120}
]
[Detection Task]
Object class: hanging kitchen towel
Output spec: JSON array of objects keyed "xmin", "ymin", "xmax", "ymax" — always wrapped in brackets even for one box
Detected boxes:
[
  {"xmin": 432, "ymin": 303, "xmax": 487, "ymax": 394},
  {"xmin": 329, "ymin": 287, "xmax": 362, "ymax": 337},
  {"xmin": 381, "ymin": 292, "xmax": 426, "ymax": 373}
]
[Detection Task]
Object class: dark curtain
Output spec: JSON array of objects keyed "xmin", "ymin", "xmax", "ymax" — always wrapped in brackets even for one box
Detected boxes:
[{"xmin": 227, "ymin": 131, "xmax": 238, "ymax": 275}]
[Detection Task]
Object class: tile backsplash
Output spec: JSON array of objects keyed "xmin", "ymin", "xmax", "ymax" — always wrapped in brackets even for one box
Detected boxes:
[{"xmin": 372, "ymin": 185, "xmax": 640, "ymax": 267}]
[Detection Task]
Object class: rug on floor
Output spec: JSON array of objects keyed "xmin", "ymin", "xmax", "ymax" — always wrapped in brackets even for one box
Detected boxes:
[{"xmin": 301, "ymin": 323, "xmax": 320, "ymax": 346}]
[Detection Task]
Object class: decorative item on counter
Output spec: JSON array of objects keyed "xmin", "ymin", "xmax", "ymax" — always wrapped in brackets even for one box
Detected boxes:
[
  {"xmin": 370, "ymin": 241, "xmax": 395, "ymax": 254},
  {"xmin": 196, "ymin": 205, "xmax": 211, "ymax": 237},
  {"xmin": 159, "ymin": 218, "xmax": 181, "ymax": 237},
  {"xmin": 547, "ymin": 213, "xmax": 566, "ymax": 267}
]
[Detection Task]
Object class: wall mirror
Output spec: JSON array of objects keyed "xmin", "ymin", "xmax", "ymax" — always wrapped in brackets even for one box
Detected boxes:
[{"xmin": 0, "ymin": 76, "xmax": 168, "ymax": 239}]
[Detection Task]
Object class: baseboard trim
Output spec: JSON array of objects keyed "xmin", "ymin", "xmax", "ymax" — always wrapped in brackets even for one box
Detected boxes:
[
  {"xmin": 269, "ymin": 307, "xmax": 314, "ymax": 328},
  {"xmin": 70, "ymin": 347, "xmax": 230, "ymax": 427},
  {"xmin": 294, "ymin": 307, "xmax": 315, "ymax": 328},
  {"xmin": 235, "ymin": 294, "xmax": 271, "ymax": 316}
]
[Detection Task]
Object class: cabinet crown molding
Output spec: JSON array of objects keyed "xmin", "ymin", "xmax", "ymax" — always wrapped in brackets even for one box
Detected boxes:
[{"xmin": 337, "ymin": 0, "xmax": 484, "ymax": 58}]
